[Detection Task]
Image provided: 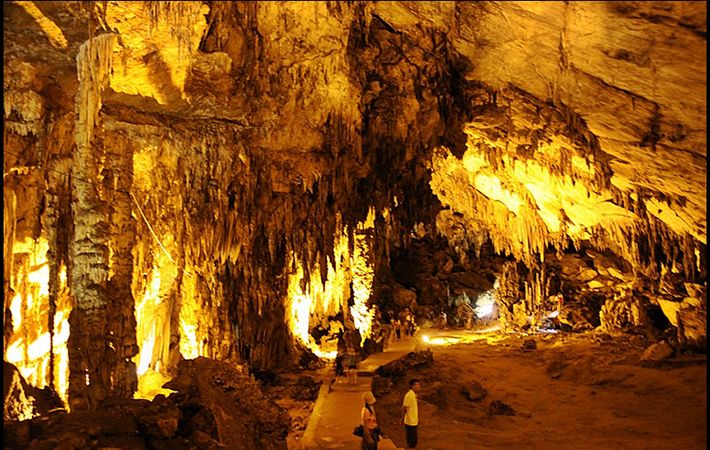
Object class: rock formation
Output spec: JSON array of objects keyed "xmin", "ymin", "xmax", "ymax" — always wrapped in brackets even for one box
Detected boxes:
[{"xmin": 3, "ymin": 0, "xmax": 706, "ymax": 423}]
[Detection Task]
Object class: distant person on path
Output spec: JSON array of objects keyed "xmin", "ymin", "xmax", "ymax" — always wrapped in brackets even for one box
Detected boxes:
[
  {"xmin": 335, "ymin": 329, "xmax": 346, "ymax": 379},
  {"xmin": 402, "ymin": 378, "xmax": 422, "ymax": 450},
  {"xmin": 407, "ymin": 314, "xmax": 417, "ymax": 336},
  {"xmin": 346, "ymin": 344, "xmax": 359, "ymax": 384},
  {"xmin": 361, "ymin": 391, "xmax": 380, "ymax": 449}
]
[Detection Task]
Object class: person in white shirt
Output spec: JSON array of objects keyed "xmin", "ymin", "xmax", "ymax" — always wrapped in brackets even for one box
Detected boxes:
[{"xmin": 402, "ymin": 378, "xmax": 421, "ymax": 449}]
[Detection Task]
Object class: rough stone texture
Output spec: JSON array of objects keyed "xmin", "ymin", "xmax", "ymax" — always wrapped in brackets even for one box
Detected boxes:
[
  {"xmin": 640, "ymin": 340, "xmax": 675, "ymax": 362},
  {"xmin": 392, "ymin": 284, "xmax": 418, "ymax": 310},
  {"xmin": 600, "ymin": 293, "xmax": 647, "ymax": 332},
  {"xmin": 4, "ymin": 362, "xmax": 36, "ymax": 422},
  {"xmin": 164, "ymin": 357, "xmax": 290, "ymax": 450},
  {"xmin": 3, "ymin": 362, "xmax": 64, "ymax": 423},
  {"xmin": 487, "ymin": 399, "xmax": 516, "ymax": 416},
  {"xmin": 2, "ymin": 0, "xmax": 706, "ymax": 415},
  {"xmin": 375, "ymin": 349, "xmax": 434, "ymax": 381},
  {"xmin": 448, "ymin": 1, "xmax": 706, "ymax": 242},
  {"xmin": 676, "ymin": 305, "xmax": 707, "ymax": 353},
  {"xmin": 3, "ymin": 357, "xmax": 290, "ymax": 450},
  {"xmin": 292, "ymin": 375, "xmax": 321, "ymax": 402},
  {"xmin": 460, "ymin": 381, "xmax": 488, "ymax": 403}
]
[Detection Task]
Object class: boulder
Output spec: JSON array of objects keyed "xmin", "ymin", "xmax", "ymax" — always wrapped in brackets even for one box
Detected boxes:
[
  {"xmin": 392, "ymin": 284, "xmax": 418, "ymax": 309},
  {"xmin": 3, "ymin": 362, "xmax": 64, "ymax": 422},
  {"xmin": 677, "ymin": 306, "xmax": 706, "ymax": 352},
  {"xmin": 487, "ymin": 400, "xmax": 516, "ymax": 416},
  {"xmin": 520, "ymin": 339, "xmax": 537, "ymax": 351},
  {"xmin": 578, "ymin": 268, "xmax": 599, "ymax": 282},
  {"xmin": 4, "ymin": 406, "xmax": 147, "ymax": 450},
  {"xmin": 640, "ymin": 341, "xmax": 674, "ymax": 361},
  {"xmin": 460, "ymin": 381, "xmax": 488, "ymax": 402},
  {"xmin": 4, "ymin": 361, "xmax": 36, "ymax": 421},
  {"xmin": 4, "ymin": 359, "xmax": 290, "ymax": 450}
]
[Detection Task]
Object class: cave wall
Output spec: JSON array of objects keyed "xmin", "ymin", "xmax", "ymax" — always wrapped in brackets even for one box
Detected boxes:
[{"xmin": 3, "ymin": 1, "xmax": 706, "ymax": 408}]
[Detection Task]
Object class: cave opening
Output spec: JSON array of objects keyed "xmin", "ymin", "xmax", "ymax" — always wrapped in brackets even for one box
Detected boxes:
[{"xmin": 3, "ymin": 2, "xmax": 706, "ymax": 449}]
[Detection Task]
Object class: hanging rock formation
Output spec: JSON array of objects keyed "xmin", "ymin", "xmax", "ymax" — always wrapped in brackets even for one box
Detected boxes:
[{"xmin": 3, "ymin": 1, "xmax": 706, "ymax": 416}]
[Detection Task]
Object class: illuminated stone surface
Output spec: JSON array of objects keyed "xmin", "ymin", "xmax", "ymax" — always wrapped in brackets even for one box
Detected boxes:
[{"xmin": 3, "ymin": 1, "xmax": 705, "ymax": 427}]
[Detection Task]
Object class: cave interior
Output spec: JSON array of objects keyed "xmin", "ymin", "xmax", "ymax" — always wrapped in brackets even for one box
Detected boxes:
[{"xmin": 2, "ymin": 1, "xmax": 707, "ymax": 449}]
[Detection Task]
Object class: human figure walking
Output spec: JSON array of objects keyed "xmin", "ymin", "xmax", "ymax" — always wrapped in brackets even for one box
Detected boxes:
[{"xmin": 402, "ymin": 378, "xmax": 421, "ymax": 450}]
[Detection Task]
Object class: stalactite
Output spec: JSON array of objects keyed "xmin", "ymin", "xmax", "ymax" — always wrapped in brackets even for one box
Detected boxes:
[
  {"xmin": 3, "ymin": 189, "xmax": 17, "ymax": 352},
  {"xmin": 144, "ymin": 1, "xmax": 206, "ymax": 58},
  {"xmin": 586, "ymin": 212, "xmax": 706, "ymax": 283}
]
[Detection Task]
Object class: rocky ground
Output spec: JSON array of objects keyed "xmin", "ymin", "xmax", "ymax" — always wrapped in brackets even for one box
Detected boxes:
[
  {"xmin": 3, "ymin": 358, "xmax": 294, "ymax": 450},
  {"xmin": 372, "ymin": 330, "xmax": 706, "ymax": 450},
  {"xmin": 260, "ymin": 370, "xmax": 324, "ymax": 449},
  {"xmin": 3, "ymin": 329, "xmax": 705, "ymax": 450}
]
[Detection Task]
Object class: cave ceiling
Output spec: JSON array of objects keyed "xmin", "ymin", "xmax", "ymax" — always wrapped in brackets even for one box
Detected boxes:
[{"xmin": 5, "ymin": 1, "xmax": 705, "ymax": 244}]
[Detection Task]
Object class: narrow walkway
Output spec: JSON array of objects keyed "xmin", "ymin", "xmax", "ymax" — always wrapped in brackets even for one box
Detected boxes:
[{"xmin": 300, "ymin": 335, "xmax": 421, "ymax": 450}]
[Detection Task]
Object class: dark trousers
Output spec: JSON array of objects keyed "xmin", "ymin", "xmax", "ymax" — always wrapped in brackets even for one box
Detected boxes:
[
  {"xmin": 405, "ymin": 424, "xmax": 418, "ymax": 448},
  {"xmin": 361, "ymin": 435, "xmax": 378, "ymax": 450}
]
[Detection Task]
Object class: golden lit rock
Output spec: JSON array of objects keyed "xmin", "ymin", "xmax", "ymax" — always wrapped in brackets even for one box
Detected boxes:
[{"xmin": 2, "ymin": 4, "xmax": 705, "ymax": 446}]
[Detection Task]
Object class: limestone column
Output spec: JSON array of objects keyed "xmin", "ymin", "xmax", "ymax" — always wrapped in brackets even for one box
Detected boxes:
[{"xmin": 68, "ymin": 34, "xmax": 121, "ymax": 407}]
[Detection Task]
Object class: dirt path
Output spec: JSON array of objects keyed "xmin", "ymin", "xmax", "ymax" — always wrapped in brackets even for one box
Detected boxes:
[{"xmin": 375, "ymin": 330, "xmax": 706, "ymax": 450}]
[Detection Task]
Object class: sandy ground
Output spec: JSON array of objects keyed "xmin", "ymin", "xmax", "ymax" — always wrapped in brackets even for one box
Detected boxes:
[{"xmin": 373, "ymin": 329, "xmax": 706, "ymax": 450}]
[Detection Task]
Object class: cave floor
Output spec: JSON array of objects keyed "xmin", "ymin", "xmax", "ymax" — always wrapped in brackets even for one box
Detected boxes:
[
  {"xmin": 376, "ymin": 328, "xmax": 706, "ymax": 450},
  {"xmin": 296, "ymin": 327, "xmax": 706, "ymax": 450}
]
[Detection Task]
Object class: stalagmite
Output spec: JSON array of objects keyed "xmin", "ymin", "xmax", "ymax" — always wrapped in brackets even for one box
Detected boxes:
[{"xmin": 69, "ymin": 33, "xmax": 119, "ymax": 407}]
